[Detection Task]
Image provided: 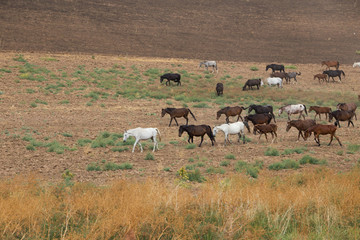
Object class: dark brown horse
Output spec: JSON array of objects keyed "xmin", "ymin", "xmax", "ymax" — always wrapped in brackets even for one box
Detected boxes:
[
  {"xmin": 286, "ymin": 119, "xmax": 316, "ymax": 141},
  {"xmin": 321, "ymin": 61, "xmax": 339, "ymax": 70},
  {"xmin": 244, "ymin": 113, "xmax": 273, "ymax": 134},
  {"xmin": 216, "ymin": 83, "xmax": 224, "ymax": 96},
  {"xmin": 216, "ymin": 106, "xmax": 246, "ymax": 123},
  {"xmin": 309, "ymin": 106, "xmax": 332, "ymax": 120},
  {"xmin": 178, "ymin": 125, "xmax": 215, "ymax": 147},
  {"xmin": 161, "ymin": 108, "xmax": 197, "ymax": 127},
  {"xmin": 270, "ymin": 72, "xmax": 288, "ymax": 83},
  {"xmin": 337, "ymin": 103, "xmax": 357, "ymax": 120},
  {"xmin": 304, "ymin": 124, "xmax": 342, "ymax": 146},
  {"xmin": 328, "ymin": 110, "xmax": 355, "ymax": 128},
  {"xmin": 314, "ymin": 74, "xmax": 328, "ymax": 84},
  {"xmin": 254, "ymin": 124, "xmax": 278, "ymax": 143}
]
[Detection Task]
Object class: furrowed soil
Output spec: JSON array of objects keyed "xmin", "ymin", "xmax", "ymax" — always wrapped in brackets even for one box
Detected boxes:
[{"xmin": 0, "ymin": 52, "xmax": 359, "ymax": 184}]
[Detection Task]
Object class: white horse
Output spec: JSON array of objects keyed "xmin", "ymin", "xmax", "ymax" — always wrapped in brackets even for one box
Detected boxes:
[
  {"xmin": 199, "ymin": 61, "xmax": 218, "ymax": 73},
  {"xmin": 266, "ymin": 77, "xmax": 283, "ymax": 88},
  {"xmin": 212, "ymin": 121, "xmax": 250, "ymax": 145},
  {"xmin": 353, "ymin": 62, "xmax": 360, "ymax": 68},
  {"xmin": 123, "ymin": 127, "xmax": 161, "ymax": 153},
  {"xmin": 279, "ymin": 104, "xmax": 308, "ymax": 120}
]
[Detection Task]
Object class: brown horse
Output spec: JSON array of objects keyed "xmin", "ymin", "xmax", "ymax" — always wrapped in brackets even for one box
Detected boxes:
[
  {"xmin": 178, "ymin": 125, "xmax": 215, "ymax": 147},
  {"xmin": 216, "ymin": 106, "xmax": 246, "ymax": 123},
  {"xmin": 244, "ymin": 113, "xmax": 273, "ymax": 134},
  {"xmin": 321, "ymin": 61, "xmax": 339, "ymax": 70},
  {"xmin": 254, "ymin": 124, "xmax": 278, "ymax": 143},
  {"xmin": 270, "ymin": 72, "xmax": 288, "ymax": 83},
  {"xmin": 286, "ymin": 119, "xmax": 316, "ymax": 141},
  {"xmin": 313, "ymin": 74, "xmax": 328, "ymax": 84},
  {"xmin": 216, "ymin": 83, "xmax": 224, "ymax": 96},
  {"xmin": 161, "ymin": 108, "xmax": 197, "ymax": 127},
  {"xmin": 309, "ymin": 106, "xmax": 332, "ymax": 120},
  {"xmin": 304, "ymin": 124, "xmax": 342, "ymax": 146},
  {"xmin": 328, "ymin": 110, "xmax": 355, "ymax": 128},
  {"xmin": 337, "ymin": 103, "xmax": 357, "ymax": 120}
]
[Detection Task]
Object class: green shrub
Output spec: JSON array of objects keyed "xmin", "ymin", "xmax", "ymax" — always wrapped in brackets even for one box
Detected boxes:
[
  {"xmin": 285, "ymin": 65, "xmax": 297, "ymax": 69},
  {"xmin": 188, "ymin": 169, "xmax": 206, "ymax": 183},
  {"xmin": 268, "ymin": 159, "xmax": 299, "ymax": 171},
  {"xmin": 86, "ymin": 162, "xmax": 101, "ymax": 171},
  {"xmin": 185, "ymin": 144, "xmax": 196, "ymax": 149},
  {"xmin": 145, "ymin": 153, "xmax": 155, "ymax": 160},
  {"xmin": 234, "ymin": 160, "xmax": 262, "ymax": 178},
  {"xmin": 163, "ymin": 167, "xmax": 171, "ymax": 172},
  {"xmin": 30, "ymin": 102, "xmax": 37, "ymax": 108},
  {"xmin": 225, "ymin": 154, "xmax": 235, "ymax": 159},
  {"xmin": 347, "ymin": 144, "xmax": 360, "ymax": 153},
  {"xmin": 77, "ymin": 138, "xmax": 92, "ymax": 146},
  {"xmin": 193, "ymin": 103, "xmax": 210, "ymax": 108},
  {"xmin": 206, "ymin": 166, "xmax": 225, "ymax": 174},
  {"xmin": 61, "ymin": 133, "xmax": 72, "ymax": 138},
  {"xmin": 220, "ymin": 160, "xmax": 230, "ymax": 167},
  {"xmin": 281, "ymin": 147, "xmax": 305, "ymax": 155},
  {"xmin": 250, "ymin": 66, "xmax": 259, "ymax": 71},
  {"xmin": 299, "ymin": 155, "xmax": 326, "ymax": 165},
  {"xmin": 265, "ymin": 147, "xmax": 279, "ymax": 156},
  {"xmin": 111, "ymin": 147, "xmax": 128, "ymax": 152},
  {"xmin": 26, "ymin": 145, "xmax": 35, "ymax": 151}
]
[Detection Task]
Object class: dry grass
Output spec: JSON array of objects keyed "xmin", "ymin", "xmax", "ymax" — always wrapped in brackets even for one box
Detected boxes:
[{"xmin": 1, "ymin": 167, "xmax": 360, "ymax": 239}]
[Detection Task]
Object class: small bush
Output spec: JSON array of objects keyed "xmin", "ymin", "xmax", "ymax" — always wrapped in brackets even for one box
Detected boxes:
[
  {"xmin": 145, "ymin": 153, "xmax": 155, "ymax": 160},
  {"xmin": 185, "ymin": 144, "xmax": 196, "ymax": 149},
  {"xmin": 193, "ymin": 103, "xmax": 210, "ymax": 108},
  {"xmin": 77, "ymin": 138, "xmax": 92, "ymax": 146},
  {"xmin": 206, "ymin": 166, "xmax": 225, "ymax": 174},
  {"xmin": 188, "ymin": 169, "xmax": 206, "ymax": 183},
  {"xmin": 163, "ymin": 167, "xmax": 171, "ymax": 172},
  {"xmin": 111, "ymin": 147, "xmax": 128, "ymax": 152},
  {"xmin": 30, "ymin": 102, "xmax": 37, "ymax": 108},
  {"xmin": 299, "ymin": 155, "xmax": 326, "ymax": 165},
  {"xmin": 234, "ymin": 160, "xmax": 262, "ymax": 178},
  {"xmin": 285, "ymin": 65, "xmax": 297, "ymax": 69},
  {"xmin": 281, "ymin": 147, "xmax": 305, "ymax": 155},
  {"xmin": 268, "ymin": 159, "xmax": 300, "ymax": 171},
  {"xmin": 61, "ymin": 133, "xmax": 72, "ymax": 138},
  {"xmin": 220, "ymin": 160, "xmax": 230, "ymax": 167},
  {"xmin": 86, "ymin": 162, "xmax": 101, "ymax": 171},
  {"xmin": 26, "ymin": 145, "xmax": 35, "ymax": 151},
  {"xmin": 225, "ymin": 154, "xmax": 235, "ymax": 159},
  {"xmin": 348, "ymin": 144, "xmax": 360, "ymax": 153},
  {"xmin": 250, "ymin": 66, "xmax": 259, "ymax": 71},
  {"xmin": 265, "ymin": 147, "xmax": 279, "ymax": 156}
]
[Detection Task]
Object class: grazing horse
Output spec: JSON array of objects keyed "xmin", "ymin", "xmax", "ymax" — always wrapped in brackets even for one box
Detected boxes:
[
  {"xmin": 321, "ymin": 61, "xmax": 339, "ymax": 70},
  {"xmin": 337, "ymin": 103, "xmax": 357, "ymax": 120},
  {"xmin": 328, "ymin": 110, "xmax": 355, "ymax": 128},
  {"xmin": 216, "ymin": 106, "xmax": 246, "ymax": 123},
  {"xmin": 212, "ymin": 121, "xmax": 250, "ymax": 145},
  {"xmin": 161, "ymin": 108, "xmax": 196, "ymax": 127},
  {"xmin": 266, "ymin": 77, "xmax": 283, "ymax": 88},
  {"xmin": 323, "ymin": 70, "xmax": 345, "ymax": 82},
  {"xmin": 247, "ymin": 104, "xmax": 276, "ymax": 123},
  {"xmin": 242, "ymin": 78, "xmax": 263, "ymax": 91},
  {"xmin": 216, "ymin": 83, "xmax": 224, "ymax": 96},
  {"xmin": 286, "ymin": 119, "xmax": 316, "ymax": 141},
  {"xmin": 160, "ymin": 73, "xmax": 181, "ymax": 86},
  {"xmin": 123, "ymin": 127, "xmax": 161, "ymax": 153},
  {"xmin": 304, "ymin": 124, "xmax": 342, "ymax": 146},
  {"xmin": 244, "ymin": 113, "xmax": 273, "ymax": 134},
  {"xmin": 353, "ymin": 62, "xmax": 360, "ymax": 68},
  {"xmin": 309, "ymin": 106, "xmax": 332, "ymax": 120},
  {"xmin": 199, "ymin": 61, "xmax": 218, "ymax": 73},
  {"xmin": 178, "ymin": 125, "xmax": 215, "ymax": 147},
  {"xmin": 286, "ymin": 72, "xmax": 301, "ymax": 83},
  {"xmin": 270, "ymin": 72, "xmax": 288, "ymax": 83},
  {"xmin": 313, "ymin": 74, "xmax": 328, "ymax": 84},
  {"xmin": 254, "ymin": 124, "xmax": 278, "ymax": 143},
  {"xmin": 279, "ymin": 104, "xmax": 308, "ymax": 120},
  {"xmin": 266, "ymin": 64, "xmax": 285, "ymax": 73}
]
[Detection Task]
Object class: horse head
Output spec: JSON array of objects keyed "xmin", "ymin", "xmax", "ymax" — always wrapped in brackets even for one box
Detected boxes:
[
  {"xmin": 265, "ymin": 65, "xmax": 270, "ymax": 71},
  {"xmin": 328, "ymin": 112, "xmax": 334, "ymax": 122},
  {"xmin": 297, "ymin": 72, "xmax": 301, "ymax": 76},
  {"xmin": 286, "ymin": 121, "xmax": 292, "ymax": 132},
  {"xmin": 178, "ymin": 125, "xmax": 185, "ymax": 137},
  {"xmin": 161, "ymin": 108, "xmax": 167, "ymax": 117},
  {"xmin": 160, "ymin": 76, "xmax": 164, "ymax": 83},
  {"xmin": 212, "ymin": 126, "xmax": 218, "ymax": 136},
  {"xmin": 247, "ymin": 105, "xmax": 254, "ymax": 114},
  {"xmin": 216, "ymin": 110, "xmax": 222, "ymax": 120},
  {"xmin": 278, "ymin": 107, "xmax": 283, "ymax": 116},
  {"xmin": 304, "ymin": 130, "xmax": 310, "ymax": 140},
  {"xmin": 123, "ymin": 131, "xmax": 130, "ymax": 142}
]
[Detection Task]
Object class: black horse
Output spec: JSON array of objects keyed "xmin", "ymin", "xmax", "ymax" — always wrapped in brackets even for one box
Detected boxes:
[
  {"xmin": 266, "ymin": 64, "xmax": 285, "ymax": 73},
  {"xmin": 242, "ymin": 79, "xmax": 263, "ymax": 91},
  {"xmin": 216, "ymin": 83, "xmax": 224, "ymax": 96},
  {"xmin": 322, "ymin": 70, "xmax": 345, "ymax": 82},
  {"xmin": 247, "ymin": 104, "xmax": 276, "ymax": 123},
  {"xmin": 178, "ymin": 125, "xmax": 216, "ymax": 147},
  {"xmin": 244, "ymin": 113, "xmax": 273, "ymax": 134},
  {"xmin": 328, "ymin": 110, "xmax": 355, "ymax": 128},
  {"xmin": 160, "ymin": 73, "xmax": 181, "ymax": 86}
]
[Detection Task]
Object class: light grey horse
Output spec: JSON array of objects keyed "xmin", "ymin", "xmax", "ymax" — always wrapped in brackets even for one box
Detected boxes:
[
  {"xmin": 286, "ymin": 72, "xmax": 301, "ymax": 83},
  {"xmin": 199, "ymin": 61, "xmax": 218, "ymax": 73}
]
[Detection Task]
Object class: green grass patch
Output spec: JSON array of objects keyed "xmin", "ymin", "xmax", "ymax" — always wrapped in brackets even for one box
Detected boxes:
[
  {"xmin": 281, "ymin": 147, "xmax": 306, "ymax": 155},
  {"xmin": 347, "ymin": 144, "xmax": 360, "ymax": 153},
  {"xmin": 187, "ymin": 168, "xmax": 206, "ymax": 183},
  {"xmin": 206, "ymin": 166, "xmax": 225, "ymax": 174},
  {"xmin": 220, "ymin": 160, "xmax": 230, "ymax": 167},
  {"xmin": 299, "ymin": 155, "xmax": 326, "ymax": 165},
  {"xmin": 285, "ymin": 65, "xmax": 297, "ymax": 69},
  {"xmin": 77, "ymin": 138, "xmax": 92, "ymax": 146},
  {"xmin": 61, "ymin": 133, "xmax": 72, "ymax": 138},
  {"xmin": 250, "ymin": 66, "xmax": 259, "ymax": 71},
  {"xmin": 265, "ymin": 147, "xmax": 280, "ymax": 156},
  {"xmin": 193, "ymin": 102, "xmax": 211, "ymax": 108},
  {"xmin": 111, "ymin": 147, "xmax": 129, "ymax": 152},
  {"xmin": 59, "ymin": 100, "xmax": 69, "ymax": 104},
  {"xmin": 145, "ymin": 153, "xmax": 155, "ymax": 160},
  {"xmin": 268, "ymin": 159, "xmax": 300, "ymax": 171},
  {"xmin": 185, "ymin": 144, "xmax": 197, "ymax": 149},
  {"xmin": 225, "ymin": 154, "xmax": 235, "ymax": 159},
  {"xmin": 13, "ymin": 54, "xmax": 27, "ymax": 62},
  {"xmin": 356, "ymin": 50, "xmax": 360, "ymax": 55},
  {"xmin": 235, "ymin": 160, "xmax": 263, "ymax": 178},
  {"xmin": 0, "ymin": 68, "xmax": 12, "ymax": 73}
]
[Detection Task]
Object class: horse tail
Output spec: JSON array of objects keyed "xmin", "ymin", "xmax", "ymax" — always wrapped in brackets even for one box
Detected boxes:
[
  {"xmin": 188, "ymin": 108, "xmax": 197, "ymax": 121},
  {"xmin": 241, "ymin": 106, "xmax": 248, "ymax": 110},
  {"xmin": 207, "ymin": 125, "xmax": 216, "ymax": 142},
  {"xmin": 243, "ymin": 121, "xmax": 251, "ymax": 133},
  {"xmin": 336, "ymin": 62, "xmax": 339, "ymax": 70},
  {"xmin": 341, "ymin": 70, "xmax": 345, "ymax": 77},
  {"xmin": 155, "ymin": 128, "xmax": 161, "ymax": 141},
  {"xmin": 303, "ymin": 104, "xmax": 308, "ymax": 116}
]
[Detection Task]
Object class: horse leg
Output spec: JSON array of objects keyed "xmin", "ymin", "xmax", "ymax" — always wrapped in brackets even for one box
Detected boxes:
[
  {"xmin": 199, "ymin": 135, "xmax": 204, "ymax": 147},
  {"xmin": 137, "ymin": 141, "xmax": 143, "ymax": 152},
  {"xmin": 174, "ymin": 118, "xmax": 179, "ymax": 126},
  {"xmin": 224, "ymin": 133, "xmax": 227, "ymax": 145},
  {"xmin": 316, "ymin": 134, "xmax": 321, "ymax": 146},
  {"xmin": 288, "ymin": 113, "xmax": 291, "ymax": 121},
  {"xmin": 297, "ymin": 131, "xmax": 302, "ymax": 141},
  {"xmin": 132, "ymin": 139, "xmax": 139, "ymax": 153},
  {"xmin": 257, "ymin": 133, "xmax": 262, "ymax": 143},
  {"xmin": 334, "ymin": 134, "xmax": 342, "ymax": 146},
  {"xmin": 153, "ymin": 137, "xmax": 157, "ymax": 152},
  {"xmin": 226, "ymin": 116, "xmax": 229, "ymax": 124},
  {"xmin": 349, "ymin": 120, "xmax": 354, "ymax": 127},
  {"xmin": 328, "ymin": 134, "xmax": 334, "ymax": 146},
  {"xmin": 183, "ymin": 117, "xmax": 188, "ymax": 126},
  {"xmin": 264, "ymin": 133, "xmax": 268, "ymax": 142},
  {"xmin": 169, "ymin": 118, "xmax": 173, "ymax": 127}
]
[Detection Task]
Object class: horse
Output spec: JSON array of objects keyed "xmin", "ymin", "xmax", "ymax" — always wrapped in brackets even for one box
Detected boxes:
[
  {"xmin": 309, "ymin": 106, "xmax": 332, "ymax": 120},
  {"xmin": 304, "ymin": 124, "xmax": 342, "ymax": 146},
  {"xmin": 160, "ymin": 73, "xmax": 181, "ymax": 86},
  {"xmin": 353, "ymin": 62, "xmax": 360, "ymax": 68},
  {"xmin": 270, "ymin": 72, "xmax": 288, "ymax": 83},
  {"xmin": 279, "ymin": 104, "xmax": 308, "ymax": 120},
  {"xmin": 328, "ymin": 110, "xmax": 355, "ymax": 128},
  {"xmin": 216, "ymin": 106, "xmax": 246, "ymax": 123},
  {"xmin": 199, "ymin": 61, "xmax": 218, "ymax": 73},
  {"xmin": 323, "ymin": 70, "xmax": 345, "ymax": 82},
  {"xmin": 253, "ymin": 124, "xmax": 278, "ymax": 143},
  {"xmin": 247, "ymin": 104, "xmax": 276, "ymax": 123},
  {"xmin": 266, "ymin": 64, "xmax": 285, "ymax": 73},
  {"xmin": 337, "ymin": 103, "xmax": 357, "ymax": 120},
  {"xmin": 321, "ymin": 61, "xmax": 339, "ymax": 70},
  {"xmin": 266, "ymin": 77, "xmax": 283, "ymax": 88},
  {"xmin": 313, "ymin": 74, "xmax": 328, "ymax": 84},
  {"xmin": 212, "ymin": 121, "xmax": 250, "ymax": 145},
  {"xmin": 286, "ymin": 72, "xmax": 301, "ymax": 83},
  {"xmin": 216, "ymin": 83, "xmax": 224, "ymax": 96},
  {"xmin": 178, "ymin": 125, "xmax": 215, "ymax": 147},
  {"xmin": 286, "ymin": 119, "xmax": 316, "ymax": 141},
  {"xmin": 242, "ymin": 78, "xmax": 263, "ymax": 91},
  {"xmin": 161, "ymin": 108, "xmax": 197, "ymax": 127},
  {"xmin": 123, "ymin": 127, "xmax": 161, "ymax": 153},
  {"xmin": 244, "ymin": 113, "xmax": 273, "ymax": 134}
]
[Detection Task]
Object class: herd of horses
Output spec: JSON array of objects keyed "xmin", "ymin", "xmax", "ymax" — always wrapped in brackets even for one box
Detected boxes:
[
  {"xmin": 122, "ymin": 60, "xmax": 358, "ymax": 152},
  {"xmin": 123, "ymin": 101, "xmax": 357, "ymax": 152}
]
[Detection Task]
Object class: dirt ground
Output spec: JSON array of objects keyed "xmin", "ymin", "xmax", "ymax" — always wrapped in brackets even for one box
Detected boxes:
[{"xmin": 0, "ymin": 52, "xmax": 359, "ymax": 184}]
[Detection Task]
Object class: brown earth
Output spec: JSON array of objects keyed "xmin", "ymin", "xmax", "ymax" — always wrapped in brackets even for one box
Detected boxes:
[
  {"xmin": 1, "ymin": 0, "xmax": 360, "ymax": 64},
  {"xmin": 0, "ymin": 52, "xmax": 359, "ymax": 184}
]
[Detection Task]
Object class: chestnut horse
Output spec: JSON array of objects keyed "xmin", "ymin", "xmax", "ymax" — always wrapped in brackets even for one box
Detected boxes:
[
  {"xmin": 178, "ymin": 125, "xmax": 215, "ymax": 147},
  {"xmin": 337, "ymin": 103, "xmax": 357, "ymax": 120},
  {"xmin": 286, "ymin": 119, "xmax": 316, "ymax": 141},
  {"xmin": 304, "ymin": 124, "xmax": 342, "ymax": 146},
  {"xmin": 309, "ymin": 106, "xmax": 332, "ymax": 120},
  {"xmin": 254, "ymin": 124, "xmax": 278, "ymax": 143},
  {"xmin": 329, "ymin": 110, "xmax": 355, "ymax": 128},
  {"xmin": 314, "ymin": 74, "xmax": 328, "ymax": 84},
  {"xmin": 216, "ymin": 106, "xmax": 246, "ymax": 123},
  {"xmin": 321, "ymin": 61, "xmax": 339, "ymax": 70},
  {"xmin": 161, "ymin": 108, "xmax": 196, "ymax": 127}
]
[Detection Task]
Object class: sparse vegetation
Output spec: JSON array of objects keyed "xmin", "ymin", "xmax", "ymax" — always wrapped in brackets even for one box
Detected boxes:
[
  {"xmin": 265, "ymin": 147, "xmax": 280, "ymax": 156},
  {"xmin": 268, "ymin": 159, "xmax": 300, "ymax": 170},
  {"xmin": 250, "ymin": 66, "xmax": 259, "ymax": 71}
]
